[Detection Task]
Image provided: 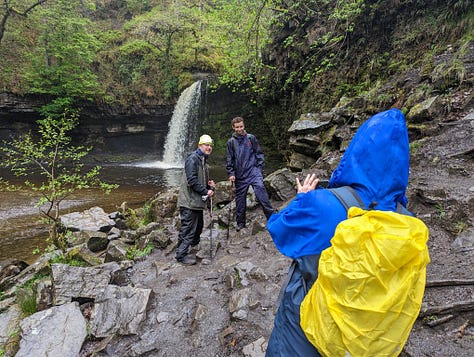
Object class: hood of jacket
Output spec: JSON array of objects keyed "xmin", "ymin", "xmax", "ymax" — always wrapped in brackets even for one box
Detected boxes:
[{"xmin": 329, "ymin": 108, "xmax": 409, "ymax": 211}]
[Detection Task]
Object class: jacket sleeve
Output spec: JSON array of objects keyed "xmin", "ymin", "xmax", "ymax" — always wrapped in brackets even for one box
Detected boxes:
[
  {"xmin": 184, "ymin": 155, "xmax": 207, "ymax": 196},
  {"xmin": 225, "ymin": 139, "xmax": 235, "ymax": 177},
  {"xmin": 267, "ymin": 189, "xmax": 347, "ymax": 258}
]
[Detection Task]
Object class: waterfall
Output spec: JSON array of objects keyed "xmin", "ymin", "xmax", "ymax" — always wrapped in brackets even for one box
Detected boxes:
[
  {"xmin": 134, "ymin": 80, "xmax": 202, "ymax": 170},
  {"xmin": 162, "ymin": 80, "xmax": 202, "ymax": 167}
]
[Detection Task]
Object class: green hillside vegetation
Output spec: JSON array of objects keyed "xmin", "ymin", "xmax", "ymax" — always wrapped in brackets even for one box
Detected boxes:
[
  {"xmin": 1, "ymin": 0, "xmax": 473, "ymax": 152},
  {"xmin": 261, "ymin": 0, "xmax": 473, "ymax": 112},
  {"xmin": 0, "ymin": 0, "xmax": 274, "ymax": 105},
  {"xmin": 250, "ymin": 0, "xmax": 473, "ymax": 154}
]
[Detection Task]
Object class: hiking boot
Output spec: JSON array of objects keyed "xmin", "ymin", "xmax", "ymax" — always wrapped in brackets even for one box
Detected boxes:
[
  {"xmin": 178, "ymin": 255, "xmax": 196, "ymax": 265},
  {"xmin": 236, "ymin": 224, "xmax": 246, "ymax": 232}
]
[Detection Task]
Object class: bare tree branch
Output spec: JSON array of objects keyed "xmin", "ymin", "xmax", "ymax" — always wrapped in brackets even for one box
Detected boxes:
[
  {"xmin": 426, "ymin": 278, "xmax": 474, "ymax": 287},
  {"xmin": 419, "ymin": 300, "xmax": 474, "ymax": 318},
  {"xmin": 0, "ymin": 0, "xmax": 48, "ymax": 44},
  {"xmin": 424, "ymin": 314, "xmax": 455, "ymax": 327}
]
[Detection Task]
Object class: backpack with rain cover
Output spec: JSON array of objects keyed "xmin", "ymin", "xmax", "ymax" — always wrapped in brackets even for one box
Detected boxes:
[{"xmin": 300, "ymin": 186, "xmax": 430, "ymax": 357}]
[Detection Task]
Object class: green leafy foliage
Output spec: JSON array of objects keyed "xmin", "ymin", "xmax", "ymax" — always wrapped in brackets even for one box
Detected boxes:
[
  {"xmin": 123, "ymin": 208, "xmax": 140, "ymax": 230},
  {"xmin": 15, "ymin": 272, "xmax": 49, "ymax": 316},
  {"xmin": 23, "ymin": 0, "xmax": 102, "ymax": 100},
  {"xmin": 141, "ymin": 202, "xmax": 154, "ymax": 226},
  {"xmin": 16, "ymin": 287, "xmax": 37, "ymax": 316},
  {"xmin": 255, "ymin": 0, "xmax": 474, "ymax": 117},
  {"xmin": 1, "ymin": 0, "xmax": 473, "ymax": 109},
  {"xmin": 126, "ymin": 243, "xmax": 154, "ymax": 260},
  {"xmin": 1, "ymin": 0, "xmax": 276, "ymax": 102},
  {"xmin": 49, "ymin": 253, "xmax": 87, "ymax": 267},
  {"xmin": 200, "ymin": 1, "xmax": 274, "ymax": 91}
]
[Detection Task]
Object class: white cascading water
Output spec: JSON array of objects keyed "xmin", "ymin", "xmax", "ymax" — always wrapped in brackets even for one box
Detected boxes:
[
  {"xmin": 136, "ymin": 80, "xmax": 202, "ymax": 169},
  {"xmin": 162, "ymin": 80, "xmax": 202, "ymax": 167}
]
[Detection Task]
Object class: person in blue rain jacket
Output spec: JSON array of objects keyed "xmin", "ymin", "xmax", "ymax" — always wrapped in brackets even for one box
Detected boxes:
[{"xmin": 265, "ymin": 108, "xmax": 411, "ymax": 356}]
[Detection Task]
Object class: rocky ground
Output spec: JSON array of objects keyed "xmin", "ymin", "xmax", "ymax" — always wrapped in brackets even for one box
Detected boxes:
[
  {"xmin": 1, "ymin": 107, "xmax": 472, "ymax": 357},
  {"xmin": 399, "ymin": 106, "xmax": 474, "ymax": 357},
  {"xmin": 86, "ymin": 215, "xmax": 289, "ymax": 357},
  {"xmin": 76, "ymin": 109, "xmax": 473, "ymax": 356}
]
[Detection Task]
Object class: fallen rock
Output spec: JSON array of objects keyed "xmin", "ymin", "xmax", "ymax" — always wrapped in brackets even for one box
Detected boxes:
[
  {"xmin": 60, "ymin": 206, "xmax": 115, "ymax": 232},
  {"xmin": 16, "ymin": 302, "xmax": 86, "ymax": 357},
  {"xmin": 89, "ymin": 285, "xmax": 152, "ymax": 337}
]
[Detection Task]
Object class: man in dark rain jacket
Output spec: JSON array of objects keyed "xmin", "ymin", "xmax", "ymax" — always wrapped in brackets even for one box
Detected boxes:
[
  {"xmin": 176, "ymin": 134, "xmax": 215, "ymax": 265},
  {"xmin": 265, "ymin": 108, "xmax": 412, "ymax": 356},
  {"xmin": 226, "ymin": 116, "xmax": 274, "ymax": 231}
]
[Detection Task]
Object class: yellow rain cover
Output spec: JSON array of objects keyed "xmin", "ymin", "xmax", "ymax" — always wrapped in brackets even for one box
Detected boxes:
[{"xmin": 300, "ymin": 207, "xmax": 430, "ymax": 357}]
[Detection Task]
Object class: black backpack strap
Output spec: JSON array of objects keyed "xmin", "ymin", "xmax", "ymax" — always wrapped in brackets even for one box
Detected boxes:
[
  {"xmin": 331, "ymin": 187, "xmax": 411, "ymax": 215},
  {"xmin": 329, "ymin": 186, "xmax": 366, "ymax": 210},
  {"xmin": 231, "ymin": 137, "xmax": 237, "ymax": 156},
  {"xmin": 276, "ymin": 254, "xmax": 321, "ymax": 306},
  {"xmin": 247, "ymin": 133, "xmax": 257, "ymax": 153}
]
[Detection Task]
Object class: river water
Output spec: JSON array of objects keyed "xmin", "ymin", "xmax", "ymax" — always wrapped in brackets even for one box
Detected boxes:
[
  {"xmin": 0, "ymin": 161, "xmax": 227, "ymax": 264},
  {"xmin": 1, "ymin": 80, "xmax": 215, "ymax": 264}
]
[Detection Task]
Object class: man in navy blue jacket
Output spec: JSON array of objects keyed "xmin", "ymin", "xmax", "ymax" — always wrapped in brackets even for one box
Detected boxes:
[{"xmin": 226, "ymin": 116, "xmax": 274, "ymax": 231}]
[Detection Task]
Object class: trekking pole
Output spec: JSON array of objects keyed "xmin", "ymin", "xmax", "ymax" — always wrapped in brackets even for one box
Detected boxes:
[
  {"xmin": 209, "ymin": 195, "xmax": 213, "ymax": 261},
  {"xmin": 226, "ymin": 181, "xmax": 234, "ymax": 240}
]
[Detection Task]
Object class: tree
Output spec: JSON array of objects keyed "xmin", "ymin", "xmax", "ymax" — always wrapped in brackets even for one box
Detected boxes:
[
  {"xmin": 0, "ymin": 0, "xmax": 48, "ymax": 45},
  {"xmin": 1, "ymin": 0, "xmax": 277, "ymax": 102},
  {"xmin": 23, "ymin": 0, "xmax": 102, "ymax": 100},
  {"xmin": 119, "ymin": 0, "xmax": 276, "ymax": 97},
  {"xmin": 121, "ymin": 1, "xmax": 204, "ymax": 98},
  {"xmin": 1, "ymin": 110, "xmax": 118, "ymax": 252},
  {"xmin": 200, "ymin": 0, "xmax": 274, "ymax": 91}
]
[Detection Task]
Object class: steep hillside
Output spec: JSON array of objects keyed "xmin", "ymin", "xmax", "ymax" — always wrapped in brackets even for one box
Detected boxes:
[{"xmin": 253, "ymin": 0, "xmax": 474, "ymax": 158}]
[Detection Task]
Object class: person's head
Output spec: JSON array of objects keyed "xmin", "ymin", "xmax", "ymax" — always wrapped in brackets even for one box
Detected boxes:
[
  {"xmin": 198, "ymin": 134, "xmax": 214, "ymax": 155},
  {"xmin": 329, "ymin": 108, "xmax": 409, "ymax": 211},
  {"xmin": 231, "ymin": 116, "xmax": 245, "ymax": 136}
]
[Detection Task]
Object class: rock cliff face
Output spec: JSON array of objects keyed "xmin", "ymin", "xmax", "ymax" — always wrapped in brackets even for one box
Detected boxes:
[
  {"xmin": 284, "ymin": 41, "xmax": 474, "ymax": 171},
  {"xmin": 0, "ymin": 85, "xmax": 256, "ymax": 162},
  {"xmin": 0, "ymin": 93, "xmax": 175, "ymax": 160},
  {"xmin": 252, "ymin": 1, "xmax": 474, "ymax": 164}
]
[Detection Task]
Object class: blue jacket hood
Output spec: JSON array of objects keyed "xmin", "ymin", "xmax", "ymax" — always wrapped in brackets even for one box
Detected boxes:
[
  {"xmin": 268, "ymin": 108, "xmax": 411, "ymax": 259},
  {"xmin": 329, "ymin": 108, "xmax": 409, "ymax": 211}
]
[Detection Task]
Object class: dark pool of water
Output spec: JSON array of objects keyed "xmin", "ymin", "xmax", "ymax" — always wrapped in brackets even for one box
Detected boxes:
[{"xmin": 0, "ymin": 162, "xmax": 227, "ymax": 264}]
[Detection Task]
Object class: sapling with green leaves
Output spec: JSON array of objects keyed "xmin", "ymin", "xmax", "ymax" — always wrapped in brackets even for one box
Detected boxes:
[{"xmin": 1, "ymin": 110, "xmax": 118, "ymax": 252}]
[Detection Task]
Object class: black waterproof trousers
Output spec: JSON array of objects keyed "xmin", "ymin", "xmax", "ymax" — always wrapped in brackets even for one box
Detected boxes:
[{"xmin": 176, "ymin": 207, "xmax": 203, "ymax": 261}]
